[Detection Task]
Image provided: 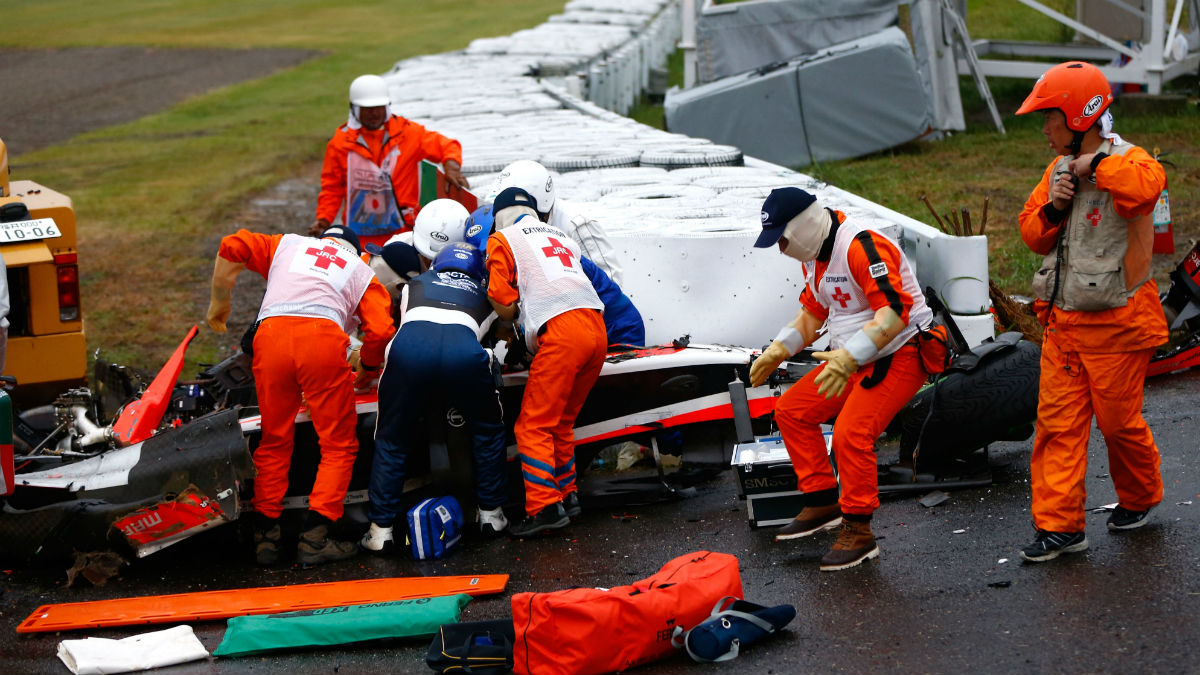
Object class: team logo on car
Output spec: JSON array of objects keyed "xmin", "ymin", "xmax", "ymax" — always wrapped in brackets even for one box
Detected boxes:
[{"xmin": 1083, "ymin": 95, "xmax": 1104, "ymax": 117}]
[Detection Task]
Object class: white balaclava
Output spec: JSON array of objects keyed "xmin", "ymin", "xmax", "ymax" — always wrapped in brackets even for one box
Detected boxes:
[
  {"xmin": 780, "ymin": 199, "xmax": 833, "ymax": 262},
  {"xmin": 368, "ymin": 256, "xmax": 405, "ymax": 302}
]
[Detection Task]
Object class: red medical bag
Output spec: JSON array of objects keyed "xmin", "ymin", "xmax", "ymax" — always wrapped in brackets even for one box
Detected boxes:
[{"xmin": 511, "ymin": 550, "xmax": 742, "ymax": 675}]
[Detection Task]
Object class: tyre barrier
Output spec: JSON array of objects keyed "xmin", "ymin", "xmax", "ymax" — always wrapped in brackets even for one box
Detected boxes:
[
  {"xmin": 688, "ymin": 174, "xmax": 800, "ymax": 193},
  {"xmin": 896, "ymin": 334, "xmax": 1040, "ymax": 472},
  {"xmin": 366, "ymin": 0, "xmax": 992, "ymax": 348},
  {"xmin": 595, "ymin": 183, "xmax": 717, "ymax": 204},
  {"xmin": 641, "ymin": 144, "xmax": 745, "ymax": 169},
  {"xmin": 460, "ymin": 151, "xmax": 534, "ymax": 176},
  {"xmin": 541, "ymin": 147, "xmax": 642, "ymax": 172},
  {"xmin": 665, "ymin": 165, "xmax": 790, "ymax": 181},
  {"xmin": 548, "ymin": 11, "xmax": 648, "ymax": 26}
]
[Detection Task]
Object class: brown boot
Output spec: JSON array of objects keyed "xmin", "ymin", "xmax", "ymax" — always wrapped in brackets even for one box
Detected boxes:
[
  {"xmin": 775, "ymin": 503, "xmax": 842, "ymax": 541},
  {"xmin": 296, "ymin": 512, "xmax": 357, "ymax": 566},
  {"xmin": 252, "ymin": 515, "xmax": 281, "ymax": 567},
  {"xmin": 819, "ymin": 520, "xmax": 879, "ymax": 571}
]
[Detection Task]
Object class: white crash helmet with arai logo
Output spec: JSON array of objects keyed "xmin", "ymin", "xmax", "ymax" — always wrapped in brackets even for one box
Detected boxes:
[
  {"xmin": 412, "ymin": 198, "xmax": 470, "ymax": 259},
  {"xmin": 487, "ymin": 160, "xmax": 556, "ymax": 219}
]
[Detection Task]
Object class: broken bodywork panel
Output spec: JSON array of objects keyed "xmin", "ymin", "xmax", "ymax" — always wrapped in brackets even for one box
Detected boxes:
[{"xmin": 0, "ymin": 408, "xmax": 251, "ymax": 564}]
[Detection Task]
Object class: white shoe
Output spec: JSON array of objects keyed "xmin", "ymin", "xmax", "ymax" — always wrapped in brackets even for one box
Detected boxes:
[
  {"xmin": 477, "ymin": 507, "xmax": 508, "ymax": 535},
  {"xmin": 360, "ymin": 523, "xmax": 394, "ymax": 552}
]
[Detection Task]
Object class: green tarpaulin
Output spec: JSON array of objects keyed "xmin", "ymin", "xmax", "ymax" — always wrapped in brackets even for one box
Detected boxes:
[{"xmin": 215, "ymin": 593, "xmax": 470, "ymax": 657}]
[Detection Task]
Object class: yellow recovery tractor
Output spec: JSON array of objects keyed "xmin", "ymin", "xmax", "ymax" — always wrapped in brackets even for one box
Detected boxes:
[{"xmin": 0, "ymin": 137, "xmax": 87, "ymax": 407}]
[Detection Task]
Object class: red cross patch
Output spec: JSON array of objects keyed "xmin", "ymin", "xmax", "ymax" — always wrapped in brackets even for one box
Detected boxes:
[
  {"xmin": 1085, "ymin": 208, "xmax": 1102, "ymax": 227},
  {"xmin": 307, "ymin": 245, "xmax": 348, "ymax": 270},
  {"xmin": 541, "ymin": 237, "xmax": 575, "ymax": 268},
  {"xmin": 831, "ymin": 286, "xmax": 852, "ymax": 308}
]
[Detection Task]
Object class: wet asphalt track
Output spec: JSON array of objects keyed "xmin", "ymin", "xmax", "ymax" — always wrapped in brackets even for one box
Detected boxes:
[{"xmin": 1, "ymin": 367, "xmax": 1197, "ymax": 675}]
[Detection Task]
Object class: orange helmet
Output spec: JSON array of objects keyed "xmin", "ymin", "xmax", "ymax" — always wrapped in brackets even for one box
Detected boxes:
[{"xmin": 1015, "ymin": 61, "xmax": 1113, "ymax": 132}]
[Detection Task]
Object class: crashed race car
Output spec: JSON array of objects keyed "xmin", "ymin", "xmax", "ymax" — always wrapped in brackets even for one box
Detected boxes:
[
  {"xmin": 13, "ymin": 233, "xmax": 1196, "ymax": 567},
  {"xmin": 0, "ymin": 331, "xmax": 786, "ymax": 564}
]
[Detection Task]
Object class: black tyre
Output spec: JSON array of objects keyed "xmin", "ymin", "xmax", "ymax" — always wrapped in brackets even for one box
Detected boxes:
[{"xmin": 898, "ymin": 339, "xmax": 1041, "ymax": 471}]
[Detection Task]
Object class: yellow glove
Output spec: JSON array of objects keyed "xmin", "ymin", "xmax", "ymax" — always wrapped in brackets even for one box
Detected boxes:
[
  {"xmin": 750, "ymin": 341, "xmax": 791, "ymax": 387},
  {"xmin": 206, "ymin": 294, "xmax": 231, "ymax": 333},
  {"xmin": 812, "ymin": 348, "xmax": 860, "ymax": 399}
]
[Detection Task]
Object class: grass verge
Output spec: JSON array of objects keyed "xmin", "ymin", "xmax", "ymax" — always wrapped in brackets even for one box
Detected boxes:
[{"xmin": 3, "ymin": 0, "xmax": 565, "ymax": 368}]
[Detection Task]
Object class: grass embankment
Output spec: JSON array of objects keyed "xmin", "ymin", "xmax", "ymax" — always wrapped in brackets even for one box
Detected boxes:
[
  {"xmin": 5, "ymin": 0, "xmax": 1199, "ymax": 370},
  {"xmin": 2, "ymin": 0, "xmax": 565, "ymax": 369}
]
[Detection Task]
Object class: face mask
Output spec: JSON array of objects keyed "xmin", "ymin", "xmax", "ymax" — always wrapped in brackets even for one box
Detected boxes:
[
  {"xmin": 369, "ymin": 256, "xmax": 405, "ymax": 302},
  {"xmin": 780, "ymin": 203, "xmax": 831, "ymax": 262}
]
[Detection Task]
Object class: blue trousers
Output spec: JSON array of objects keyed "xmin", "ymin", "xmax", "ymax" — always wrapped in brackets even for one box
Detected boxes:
[{"xmin": 367, "ymin": 321, "xmax": 506, "ymax": 525}]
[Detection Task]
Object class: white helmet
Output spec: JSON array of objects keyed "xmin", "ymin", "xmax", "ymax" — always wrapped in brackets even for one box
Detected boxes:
[
  {"xmin": 488, "ymin": 160, "xmax": 556, "ymax": 217},
  {"xmin": 349, "ymin": 74, "xmax": 390, "ymax": 107},
  {"xmin": 413, "ymin": 199, "xmax": 470, "ymax": 259}
]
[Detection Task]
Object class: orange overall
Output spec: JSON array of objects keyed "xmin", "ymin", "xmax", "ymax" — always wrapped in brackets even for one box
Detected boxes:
[
  {"xmin": 218, "ymin": 231, "xmax": 393, "ymax": 521},
  {"xmin": 317, "ymin": 115, "xmax": 463, "ymax": 245},
  {"xmin": 776, "ymin": 219, "xmax": 929, "ymax": 516},
  {"xmin": 1019, "ymin": 147, "xmax": 1168, "ymax": 532},
  {"xmin": 487, "ymin": 234, "xmax": 607, "ymax": 516}
]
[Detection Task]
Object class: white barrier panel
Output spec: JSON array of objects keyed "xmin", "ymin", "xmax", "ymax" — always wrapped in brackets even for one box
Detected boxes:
[
  {"xmin": 824, "ymin": 184, "xmax": 991, "ymax": 316},
  {"xmin": 611, "ymin": 231, "xmax": 805, "ymax": 347}
]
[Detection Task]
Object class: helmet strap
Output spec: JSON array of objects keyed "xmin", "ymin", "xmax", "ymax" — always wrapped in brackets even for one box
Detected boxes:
[{"xmin": 1068, "ymin": 130, "xmax": 1085, "ymax": 157}]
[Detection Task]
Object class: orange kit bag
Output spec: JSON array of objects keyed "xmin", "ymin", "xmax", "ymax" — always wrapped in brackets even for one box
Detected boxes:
[{"xmin": 511, "ymin": 550, "xmax": 742, "ymax": 675}]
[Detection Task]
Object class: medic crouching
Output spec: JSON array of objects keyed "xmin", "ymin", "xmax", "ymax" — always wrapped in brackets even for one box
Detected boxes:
[{"xmin": 748, "ymin": 187, "xmax": 946, "ymax": 572}]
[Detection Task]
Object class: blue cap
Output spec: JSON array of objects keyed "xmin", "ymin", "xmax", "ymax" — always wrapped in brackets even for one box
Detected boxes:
[
  {"xmin": 372, "ymin": 241, "xmax": 423, "ymax": 280},
  {"xmin": 320, "ymin": 225, "xmax": 361, "ymax": 255},
  {"xmin": 754, "ymin": 187, "xmax": 817, "ymax": 248},
  {"xmin": 464, "ymin": 204, "xmax": 494, "ymax": 250},
  {"xmin": 432, "ymin": 241, "xmax": 486, "ymax": 280},
  {"xmin": 492, "ymin": 186, "xmax": 538, "ymax": 216}
]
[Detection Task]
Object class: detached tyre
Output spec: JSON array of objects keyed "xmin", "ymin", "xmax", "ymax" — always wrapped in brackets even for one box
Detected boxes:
[{"xmin": 898, "ymin": 335, "xmax": 1041, "ymax": 472}]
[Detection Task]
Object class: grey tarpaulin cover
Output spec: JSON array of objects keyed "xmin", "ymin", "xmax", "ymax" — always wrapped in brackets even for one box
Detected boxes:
[
  {"xmin": 664, "ymin": 27, "xmax": 932, "ymax": 168},
  {"xmin": 695, "ymin": 0, "xmax": 899, "ymax": 84}
]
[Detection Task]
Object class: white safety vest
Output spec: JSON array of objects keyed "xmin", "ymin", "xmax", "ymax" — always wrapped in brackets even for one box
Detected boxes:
[
  {"xmin": 550, "ymin": 200, "xmax": 622, "ymax": 285},
  {"xmin": 258, "ymin": 233, "xmax": 374, "ymax": 333},
  {"xmin": 806, "ymin": 218, "xmax": 931, "ymax": 364},
  {"xmin": 501, "ymin": 216, "xmax": 603, "ymax": 353}
]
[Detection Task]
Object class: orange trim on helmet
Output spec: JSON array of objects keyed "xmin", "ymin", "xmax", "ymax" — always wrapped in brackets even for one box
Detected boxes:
[{"xmin": 1015, "ymin": 61, "xmax": 1113, "ymax": 132}]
